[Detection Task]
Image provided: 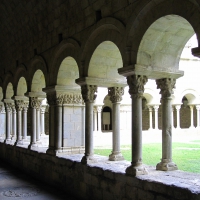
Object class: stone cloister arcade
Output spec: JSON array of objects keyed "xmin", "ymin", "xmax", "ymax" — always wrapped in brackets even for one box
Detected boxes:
[{"xmin": 0, "ymin": 1, "xmax": 200, "ymax": 199}]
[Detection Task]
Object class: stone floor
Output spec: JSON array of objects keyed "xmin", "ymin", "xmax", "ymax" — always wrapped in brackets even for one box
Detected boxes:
[{"xmin": 0, "ymin": 162, "xmax": 78, "ymax": 200}]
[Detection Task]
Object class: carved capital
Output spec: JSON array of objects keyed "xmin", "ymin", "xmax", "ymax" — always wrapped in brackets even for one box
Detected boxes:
[
  {"xmin": 73, "ymin": 94, "xmax": 83, "ymax": 104},
  {"xmin": 81, "ymin": 85, "xmax": 97, "ymax": 103},
  {"xmin": 56, "ymin": 94, "xmax": 65, "ymax": 106},
  {"xmin": 108, "ymin": 87, "xmax": 124, "ymax": 103},
  {"xmin": 30, "ymin": 97, "xmax": 42, "ymax": 110},
  {"xmin": 5, "ymin": 103, "xmax": 13, "ymax": 112},
  {"xmin": 0, "ymin": 105, "xmax": 5, "ymax": 113},
  {"xmin": 127, "ymin": 75, "xmax": 148, "ymax": 98},
  {"xmin": 156, "ymin": 78, "xmax": 176, "ymax": 98},
  {"xmin": 15, "ymin": 100, "xmax": 25, "ymax": 111}
]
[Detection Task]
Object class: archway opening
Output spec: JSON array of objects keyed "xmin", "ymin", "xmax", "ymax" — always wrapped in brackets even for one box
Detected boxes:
[
  {"xmin": 102, "ymin": 106, "xmax": 112, "ymax": 131},
  {"xmin": 17, "ymin": 77, "xmax": 27, "ymax": 96}
]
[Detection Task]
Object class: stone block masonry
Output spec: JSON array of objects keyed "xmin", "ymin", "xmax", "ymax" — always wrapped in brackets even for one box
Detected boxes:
[{"xmin": 0, "ymin": 143, "xmax": 199, "ymax": 200}]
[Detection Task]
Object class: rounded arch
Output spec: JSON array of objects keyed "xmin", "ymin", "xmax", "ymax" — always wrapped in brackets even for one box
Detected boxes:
[
  {"xmin": 126, "ymin": 0, "xmax": 200, "ymax": 65},
  {"xmin": 57, "ymin": 56, "xmax": 80, "ymax": 88},
  {"xmin": 49, "ymin": 39, "xmax": 81, "ymax": 85},
  {"xmin": 5, "ymin": 82, "xmax": 14, "ymax": 99},
  {"xmin": 28, "ymin": 55, "xmax": 48, "ymax": 91},
  {"xmin": 144, "ymin": 88, "xmax": 160, "ymax": 104},
  {"xmin": 180, "ymin": 89, "xmax": 199, "ymax": 104},
  {"xmin": 81, "ymin": 18, "xmax": 126, "ymax": 77},
  {"xmin": 31, "ymin": 70, "xmax": 46, "ymax": 92},
  {"xmin": 3, "ymin": 72, "xmax": 13, "ymax": 97},
  {"xmin": 88, "ymin": 41, "xmax": 126, "ymax": 84},
  {"xmin": 17, "ymin": 77, "xmax": 28, "ymax": 96},
  {"xmin": 13, "ymin": 64, "xmax": 28, "ymax": 95}
]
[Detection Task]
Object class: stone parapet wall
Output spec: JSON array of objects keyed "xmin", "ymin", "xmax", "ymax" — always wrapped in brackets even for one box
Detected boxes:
[{"xmin": 0, "ymin": 143, "xmax": 199, "ymax": 200}]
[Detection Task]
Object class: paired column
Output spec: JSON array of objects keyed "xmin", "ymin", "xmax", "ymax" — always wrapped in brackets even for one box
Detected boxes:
[
  {"xmin": 28, "ymin": 97, "xmax": 42, "ymax": 149},
  {"xmin": 175, "ymin": 105, "xmax": 181, "ymax": 129},
  {"xmin": 81, "ymin": 85, "xmax": 97, "ymax": 164},
  {"xmin": 4, "ymin": 102, "xmax": 12, "ymax": 143},
  {"xmin": 11, "ymin": 104, "xmax": 17, "ymax": 141},
  {"xmin": 196, "ymin": 105, "xmax": 200, "ymax": 129},
  {"xmin": 148, "ymin": 106, "xmax": 153, "ymax": 130},
  {"xmin": 189, "ymin": 105, "xmax": 195, "ymax": 129},
  {"xmin": 108, "ymin": 87, "xmax": 124, "ymax": 161},
  {"xmin": 156, "ymin": 78, "xmax": 178, "ymax": 171},
  {"xmin": 15, "ymin": 100, "xmax": 23, "ymax": 145},
  {"xmin": 126, "ymin": 75, "xmax": 148, "ymax": 176},
  {"xmin": 22, "ymin": 103, "xmax": 29, "ymax": 142},
  {"xmin": 0, "ymin": 104, "xmax": 6, "ymax": 140},
  {"xmin": 153, "ymin": 105, "xmax": 159, "ymax": 130}
]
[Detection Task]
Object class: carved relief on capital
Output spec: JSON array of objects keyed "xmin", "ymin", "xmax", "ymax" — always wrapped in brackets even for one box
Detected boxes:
[
  {"xmin": 0, "ymin": 105, "xmax": 5, "ymax": 113},
  {"xmin": 81, "ymin": 85, "xmax": 97, "ymax": 103},
  {"xmin": 15, "ymin": 100, "xmax": 24, "ymax": 111},
  {"xmin": 156, "ymin": 78, "xmax": 176, "ymax": 98},
  {"xmin": 30, "ymin": 97, "xmax": 42, "ymax": 110},
  {"xmin": 108, "ymin": 87, "xmax": 124, "ymax": 103},
  {"xmin": 5, "ymin": 103, "xmax": 13, "ymax": 112},
  {"xmin": 127, "ymin": 75, "xmax": 148, "ymax": 98}
]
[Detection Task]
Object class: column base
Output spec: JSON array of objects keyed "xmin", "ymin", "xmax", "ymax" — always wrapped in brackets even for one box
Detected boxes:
[
  {"xmin": 156, "ymin": 159, "xmax": 178, "ymax": 171},
  {"xmin": 46, "ymin": 147, "xmax": 62, "ymax": 156},
  {"xmin": 126, "ymin": 164, "xmax": 148, "ymax": 176},
  {"xmin": 81, "ymin": 155, "xmax": 97, "ymax": 164},
  {"xmin": 28, "ymin": 142, "xmax": 40, "ymax": 150},
  {"xmin": 109, "ymin": 151, "xmax": 124, "ymax": 161},
  {"xmin": 4, "ymin": 139, "xmax": 12, "ymax": 144}
]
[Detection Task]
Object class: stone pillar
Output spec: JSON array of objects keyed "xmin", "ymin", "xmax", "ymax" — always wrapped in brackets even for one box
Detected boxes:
[
  {"xmin": 108, "ymin": 87, "xmax": 124, "ymax": 161},
  {"xmin": 4, "ymin": 103, "xmax": 12, "ymax": 143},
  {"xmin": 28, "ymin": 97, "xmax": 42, "ymax": 149},
  {"xmin": 93, "ymin": 107, "xmax": 98, "ymax": 132},
  {"xmin": 0, "ymin": 104, "xmax": 6, "ymax": 140},
  {"xmin": 126, "ymin": 75, "xmax": 148, "ymax": 176},
  {"xmin": 22, "ymin": 103, "xmax": 29, "ymax": 141},
  {"xmin": 81, "ymin": 85, "xmax": 97, "ymax": 164},
  {"xmin": 189, "ymin": 105, "xmax": 195, "ymax": 129},
  {"xmin": 196, "ymin": 105, "xmax": 200, "ymax": 129},
  {"xmin": 148, "ymin": 106, "xmax": 153, "ymax": 130},
  {"xmin": 11, "ymin": 104, "xmax": 17, "ymax": 141},
  {"xmin": 175, "ymin": 105, "xmax": 181, "ymax": 129},
  {"xmin": 40, "ymin": 106, "xmax": 46, "ymax": 136},
  {"xmin": 154, "ymin": 105, "xmax": 159, "ymax": 130},
  {"xmin": 15, "ymin": 100, "xmax": 24, "ymax": 145},
  {"xmin": 97, "ymin": 106, "xmax": 102, "ymax": 132},
  {"xmin": 156, "ymin": 78, "xmax": 178, "ymax": 171}
]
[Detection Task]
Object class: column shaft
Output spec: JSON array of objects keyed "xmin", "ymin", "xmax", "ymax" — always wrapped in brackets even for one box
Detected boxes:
[
  {"xmin": 16, "ymin": 110, "xmax": 22, "ymax": 143},
  {"xmin": 148, "ymin": 107, "xmax": 153, "ymax": 130},
  {"xmin": 56, "ymin": 105, "xmax": 62, "ymax": 151},
  {"xmin": 97, "ymin": 107, "xmax": 102, "ymax": 132},
  {"xmin": 5, "ymin": 107, "xmax": 11, "ymax": 141},
  {"xmin": 190, "ymin": 105, "xmax": 194, "ymax": 128},
  {"xmin": 31, "ymin": 108, "xmax": 37, "ymax": 146},
  {"xmin": 22, "ymin": 108, "xmax": 27, "ymax": 140},
  {"xmin": 175, "ymin": 106, "xmax": 181, "ymax": 129},
  {"xmin": 36, "ymin": 109, "xmax": 40, "ymax": 141},
  {"xmin": 154, "ymin": 106, "xmax": 159, "ymax": 130},
  {"xmin": 12, "ymin": 108, "xmax": 17, "ymax": 140}
]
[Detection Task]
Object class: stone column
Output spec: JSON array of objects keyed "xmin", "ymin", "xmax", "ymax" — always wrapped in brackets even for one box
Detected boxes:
[
  {"xmin": 93, "ymin": 107, "xmax": 98, "ymax": 132},
  {"xmin": 36, "ymin": 107, "xmax": 41, "ymax": 142},
  {"xmin": 108, "ymin": 87, "xmax": 124, "ymax": 161},
  {"xmin": 97, "ymin": 106, "xmax": 102, "ymax": 132},
  {"xmin": 22, "ymin": 103, "xmax": 29, "ymax": 141},
  {"xmin": 189, "ymin": 105, "xmax": 195, "ymax": 129},
  {"xmin": 148, "ymin": 106, "xmax": 153, "ymax": 130},
  {"xmin": 4, "ymin": 103, "xmax": 12, "ymax": 143},
  {"xmin": 154, "ymin": 105, "xmax": 159, "ymax": 130},
  {"xmin": 28, "ymin": 97, "xmax": 42, "ymax": 149},
  {"xmin": 175, "ymin": 105, "xmax": 181, "ymax": 129},
  {"xmin": 81, "ymin": 85, "xmax": 97, "ymax": 164},
  {"xmin": 156, "ymin": 78, "xmax": 178, "ymax": 171},
  {"xmin": 125, "ymin": 75, "xmax": 148, "ymax": 176},
  {"xmin": 11, "ymin": 104, "xmax": 17, "ymax": 141},
  {"xmin": 196, "ymin": 105, "xmax": 200, "ymax": 129},
  {"xmin": 55, "ymin": 95, "xmax": 64, "ymax": 152},
  {"xmin": 15, "ymin": 100, "xmax": 24, "ymax": 145},
  {"xmin": 40, "ymin": 106, "xmax": 46, "ymax": 136},
  {"xmin": 0, "ymin": 104, "xmax": 6, "ymax": 140},
  {"xmin": 171, "ymin": 106, "xmax": 174, "ymax": 129}
]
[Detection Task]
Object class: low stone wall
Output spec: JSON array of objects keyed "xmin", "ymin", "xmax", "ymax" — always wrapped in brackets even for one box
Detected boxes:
[{"xmin": 0, "ymin": 143, "xmax": 199, "ymax": 200}]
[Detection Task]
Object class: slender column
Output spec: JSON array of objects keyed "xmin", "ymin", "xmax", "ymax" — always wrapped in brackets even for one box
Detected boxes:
[
  {"xmin": 81, "ymin": 85, "xmax": 97, "ymax": 164},
  {"xmin": 175, "ymin": 105, "xmax": 181, "ymax": 129},
  {"xmin": 0, "ymin": 104, "xmax": 6, "ymax": 139},
  {"xmin": 22, "ymin": 103, "xmax": 29, "ymax": 141},
  {"xmin": 148, "ymin": 106, "xmax": 153, "ymax": 130},
  {"xmin": 196, "ymin": 105, "xmax": 200, "ymax": 129},
  {"xmin": 93, "ymin": 107, "xmax": 98, "ymax": 131},
  {"xmin": 171, "ymin": 106, "xmax": 174, "ymax": 129},
  {"xmin": 28, "ymin": 97, "xmax": 42, "ymax": 149},
  {"xmin": 11, "ymin": 104, "xmax": 17, "ymax": 141},
  {"xmin": 108, "ymin": 87, "xmax": 124, "ymax": 161},
  {"xmin": 97, "ymin": 106, "xmax": 102, "ymax": 132},
  {"xmin": 36, "ymin": 108, "xmax": 41, "ymax": 141},
  {"xmin": 156, "ymin": 78, "xmax": 178, "ymax": 171},
  {"xmin": 189, "ymin": 105, "xmax": 194, "ymax": 129},
  {"xmin": 126, "ymin": 75, "xmax": 148, "ymax": 176},
  {"xmin": 55, "ymin": 95, "xmax": 64, "ymax": 152},
  {"xmin": 154, "ymin": 105, "xmax": 159, "ymax": 130},
  {"xmin": 40, "ymin": 106, "xmax": 46, "ymax": 136},
  {"xmin": 4, "ymin": 103, "xmax": 12, "ymax": 143},
  {"xmin": 15, "ymin": 100, "xmax": 24, "ymax": 145}
]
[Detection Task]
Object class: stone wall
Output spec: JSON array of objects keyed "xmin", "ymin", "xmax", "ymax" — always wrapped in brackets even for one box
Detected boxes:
[{"xmin": 0, "ymin": 143, "xmax": 199, "ymax": 200}]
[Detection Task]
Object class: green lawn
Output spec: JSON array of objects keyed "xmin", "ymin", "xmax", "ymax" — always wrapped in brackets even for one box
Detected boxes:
[{"xmin": 94, "ymin": 142, "xmax": 200, "ymax": 173}]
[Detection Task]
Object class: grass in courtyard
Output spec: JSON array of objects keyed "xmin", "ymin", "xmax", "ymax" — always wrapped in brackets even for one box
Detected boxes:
[{"xmin": 94, "ymin": 142, "xmax": 200, "ymax": 173}]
